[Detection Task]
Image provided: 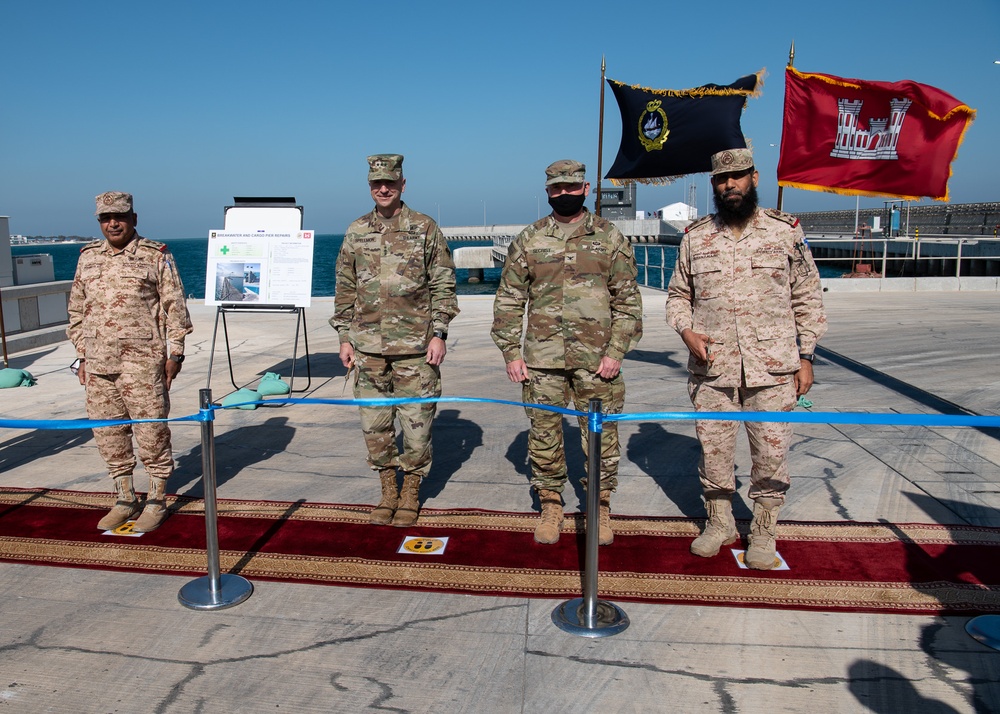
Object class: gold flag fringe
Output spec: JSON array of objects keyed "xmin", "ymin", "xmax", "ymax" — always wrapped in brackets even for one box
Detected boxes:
[
  {"xmin": 777, "ymin": 180, "xmax": 945, "ymax": 203},
  {"xmin": 609, "ymin": 177, "xmax": 678, "ymax": 186},
  {"xmin": 608, "ymin": 69, "xmax": 766, "ymax": 99}
]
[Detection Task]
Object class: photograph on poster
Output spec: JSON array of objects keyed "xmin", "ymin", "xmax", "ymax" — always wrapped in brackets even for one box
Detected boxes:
[{"xmin": 213, "ymin": 261, "xmax": 262, "ymax": 302}]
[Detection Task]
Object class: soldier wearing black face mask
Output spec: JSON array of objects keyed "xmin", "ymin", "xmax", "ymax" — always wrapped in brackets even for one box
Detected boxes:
[{"xmin": 492, "ymin": 159, "xmax": 643, "ymax": 547}]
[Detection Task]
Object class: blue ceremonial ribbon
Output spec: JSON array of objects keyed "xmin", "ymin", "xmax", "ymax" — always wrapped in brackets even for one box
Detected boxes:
[
  {"xmin": 0, "ymin": 413, "xmax": 206, "ymax": 430},
  {"xmin": 3, "ymin": 395, "xmax": 999, "ymax": 430}
]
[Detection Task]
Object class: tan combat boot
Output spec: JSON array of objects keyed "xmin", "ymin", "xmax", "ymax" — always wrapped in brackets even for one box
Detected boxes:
[
  {"xmin": 392, "ymin": 474, "xmax": 421, "ymax": 527},
  {"xmin": 134, "ymin": 476, "xmax": 170, "ymax": 533},
  {"xmin": 97, "ymin": 475, "xmax": 142, "ymax": 531},
  {"xmin": 598, "ymin": 490, "xmax": 614, "ymax": 546},
  {"xmin": 370, "ymin": 468, "xmax": 399, "ymax": 525},
  {"xmin": 534, "ymin": 489, "xmax": 564, "ymax": 544},
  {"xmin": 745, "ymin": 497, "xmax": 782, "ymax": 570},
  {"xmin": 690, "ymin": 493, "xmax": 738, "ymax": 557}
]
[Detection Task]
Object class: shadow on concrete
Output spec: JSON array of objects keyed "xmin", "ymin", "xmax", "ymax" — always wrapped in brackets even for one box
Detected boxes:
[
  {"xmin": 919, "ymin": 620, "xmax": 999, "ymax": 712},
  {"xmin": 626, "ymin": 422, "xmax": 734, "ymax": 519},
  {"xmin": 904, "ymin": 491, "xmax": 1000, "ymax": 529},
  {"xmin": 848, "ymin": 617, "xmax": 998, "ymax": 713},
  {"xmin": 505, "ymin": 421, "xmax": 587, "ymax": 512},
  {"xmin": 423, "ymin": 408, "xmax": 483, "ymax": 500},
  {"xmin": 816, "ymin": 345, "xmax": 1000, "ymax": 443},
  {"xmin": 847, "ymin": 659, "xmax": 962, "ymax": 713},
  {"xmin": 625, "ymin": 421, "xmax": 759, "ymax": 521},
  {"xmin": 174, "ymin": 416, "xmax": 297, "ymax": 498},
  {"xmin": 263, "ymin": 350, "xmax": 348, "ymax": 382},
  {"xmin": 625, "ymin": 348, "xmax": 686, "ymax": 370},
  {"xmin": 4, "ymin": 346, "xmax": 60, "ymax": 373},
  {"xmin": 0, "ymin": 429, "xmax": 93, "ymax": 472}
]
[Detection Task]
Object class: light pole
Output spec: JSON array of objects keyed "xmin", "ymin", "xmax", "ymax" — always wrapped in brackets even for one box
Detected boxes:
[{"xmin": 482, "ymin": 200, "xmax": 486, "ymax": 227}]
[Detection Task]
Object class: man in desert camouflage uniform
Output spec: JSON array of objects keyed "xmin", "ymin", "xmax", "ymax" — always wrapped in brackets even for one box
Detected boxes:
[
  {"xmin": 492, "ymin": 159, "xmax": 642, "ymax": 546},
  {"xmin": 666, "ymin": 148, "xmax": 827, "ymax": 569},
  {"xmin": 331, "ymin": 154, "xmax": 459, "ymax": 527},
  {"xmin": 68, "ymin": 191, "xmax": 193, "ymax": 533}
]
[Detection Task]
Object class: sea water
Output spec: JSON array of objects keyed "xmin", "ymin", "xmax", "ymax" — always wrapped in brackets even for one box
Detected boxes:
[
  {"xmin": 12, "ymin": 237, "xmax": 839, "ymax": 299},
  {"xmin": 11, "ymin": 235, "xmax": 502, "ymax": 299}
]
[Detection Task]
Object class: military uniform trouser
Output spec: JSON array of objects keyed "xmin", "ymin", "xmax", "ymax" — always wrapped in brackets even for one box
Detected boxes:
[
  {"xmin": 688, "ymin": 376, "xmax": 796, "ymax": 501},
  {"xmin": 522, "ymin": 367, "xmax": 624, "ymax": 494},
  {"xmin": 354, "ymin": 351, "xmax": 441, "ymax": 479},
  {"xmin": 85, "ymin": 370, "xmax": 173, "ymax": 481}
]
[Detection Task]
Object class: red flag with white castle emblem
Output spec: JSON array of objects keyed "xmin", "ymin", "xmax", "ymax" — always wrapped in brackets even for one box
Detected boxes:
[{"xmin": 777, "ymin": 67, "xmax": 975, "ymax": 201}]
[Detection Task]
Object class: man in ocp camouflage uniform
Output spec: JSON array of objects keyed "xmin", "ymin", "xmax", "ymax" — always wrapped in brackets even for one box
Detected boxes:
[
  {"xmin": 331, "ymin": 154, "xmax": 459, "ymax": 527},
  {"xmin": 492, "ymin": 159, "xmax": 642, "ymax": 546},
  {"xmin": 667, "ymin": 148, "xmax": 827, "ymax": 569},
  {"xmin": 68, "ymin": 191, "xmax": 193, "ymax": 533}
]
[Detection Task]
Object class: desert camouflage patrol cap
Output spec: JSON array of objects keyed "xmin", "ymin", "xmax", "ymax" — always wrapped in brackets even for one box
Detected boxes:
[
  {"xmin": 368, "ymin": 154, "xmax": 404, "ymax": 182},
  {"xmin": 545, "ymin": 159, "xmax": 586, "ymax": 186},
  {"xmin": 94, "ymin": 191, "xmax": 133, "ymax": 215},
  {"xmin": 710, "ymin": 148, "xmax": 754, "ymax": 176}
]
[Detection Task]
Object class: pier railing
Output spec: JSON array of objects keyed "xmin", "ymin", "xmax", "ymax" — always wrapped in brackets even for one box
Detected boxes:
[
  {"xmin": 805, "ymin": 235, "xmax": 1000, "ymax": 279},
  {"xmin": 631, "ymin": 235, "xmax": 1000, "ymax": 290}
]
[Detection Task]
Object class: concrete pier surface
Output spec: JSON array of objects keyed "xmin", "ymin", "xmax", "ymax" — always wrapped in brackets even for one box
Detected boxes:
[{"xmin": 2, "ymin": 289, "xmax": 1000, "ymax": 713}]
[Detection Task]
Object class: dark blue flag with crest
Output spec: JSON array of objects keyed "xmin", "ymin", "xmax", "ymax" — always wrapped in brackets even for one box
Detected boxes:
[{"xmin": 605, "ymin": 72, "xmax": 763, "ymax": 183}]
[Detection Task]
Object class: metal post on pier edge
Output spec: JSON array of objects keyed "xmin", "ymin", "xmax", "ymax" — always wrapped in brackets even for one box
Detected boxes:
[
  {"xmin": 552, "ymin": 398, "xmax": 629, "ymax": 637},
  {"xmin": 179, "ymin": 389, "xmax": 254, "ymax": 610}
]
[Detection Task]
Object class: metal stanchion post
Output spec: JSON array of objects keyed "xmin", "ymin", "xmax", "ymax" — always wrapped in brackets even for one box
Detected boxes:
[
  {"xmin": 179, "ymin": 389, "xmax": 254, "ymax": 610},
  {"xmin": 966, "ymin": 616, "xmax": 1000, "ymax": 650},
  {"xmin": 552, "ymin": 398, "xmax": 629, "ymax": 637}
]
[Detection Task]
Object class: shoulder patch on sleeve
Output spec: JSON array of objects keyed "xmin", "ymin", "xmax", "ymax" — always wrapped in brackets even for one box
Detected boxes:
[
  {"xmin": 762, "ymin": 208, "xmax": 800, "ymax": 228},
  {"xmin": 685, "ymin": 215, "xmax": 714, "ymax": 233}
]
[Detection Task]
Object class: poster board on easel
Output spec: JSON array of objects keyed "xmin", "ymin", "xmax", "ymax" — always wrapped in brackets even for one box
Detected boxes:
[
  {"xmin": 205, "ymin": 197, "xmax": 314, "ymax": 394},
  {"xmin": 206, "ymin": 198, "xmax": 313, "ymax": 307}
]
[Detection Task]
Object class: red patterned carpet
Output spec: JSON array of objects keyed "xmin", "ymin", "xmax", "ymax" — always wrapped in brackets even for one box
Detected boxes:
[{"xmin": 1, "ymin": 487, "xmax": 999, "ymax": 614}]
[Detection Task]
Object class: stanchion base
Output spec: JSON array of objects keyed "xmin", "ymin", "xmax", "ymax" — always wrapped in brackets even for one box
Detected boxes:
[
  {"xmin": 552, "ymin": 597, "xmax": 630, "ymax": 638},
  {"xmin": 966, "ymin": 615, "xmax": 1000, "ymax": 650},
  {"xmin": 178, "ymin": 574, "xmax": 254, "ymax": 611}
]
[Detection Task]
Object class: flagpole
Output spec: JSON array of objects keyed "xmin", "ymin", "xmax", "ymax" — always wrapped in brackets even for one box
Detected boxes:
[
  {"xmin": 596, "ymin": 56, "xmax": 606, "ymax": 217},
  {"xmin": 776, "ymin": 41, "xmax": 795, "ymax": 212}
]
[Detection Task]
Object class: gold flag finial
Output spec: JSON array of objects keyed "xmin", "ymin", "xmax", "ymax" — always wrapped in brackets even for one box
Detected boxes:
[{"xmin": 787, "ymin": 41, "xmax": 795, "ymax": 68}]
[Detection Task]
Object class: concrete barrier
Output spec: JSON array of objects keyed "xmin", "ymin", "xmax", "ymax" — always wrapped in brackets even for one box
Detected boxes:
[{"xmin": 0, "ymin": 279, "xmax": 72, "ymax": 354}]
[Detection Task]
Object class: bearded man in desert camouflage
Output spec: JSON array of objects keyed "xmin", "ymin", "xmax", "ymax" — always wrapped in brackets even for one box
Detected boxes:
[
  {"xmin": 492, "ymin": 159, "xmax": 642, "ymax": 546},
  {"xmin": 331, "ymin": 154, "xmax": 459, "ymax": 527},
  {"xmin": 667, "ymin": 148, "xmax": 827, "ymax": 570},
  {"xmin": 68, "ymin": 191, "xmax": 193, "ymax": 533}
]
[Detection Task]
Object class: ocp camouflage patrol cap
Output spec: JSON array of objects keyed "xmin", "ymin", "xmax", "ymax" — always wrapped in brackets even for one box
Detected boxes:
[
  {"xmin": 94, "ymin": 191, "xmax": 133, "ymax": 215},
  {"xmin": 545, "ymin": 159, "xmax": 586, "ymax": 186},
  {"xmin": 368, "ymin": 154, "xmax": 404, "ymax": 182},
  {"xmin": 709, "ymin": 148, "xmax": 754, "ymax": 176}
]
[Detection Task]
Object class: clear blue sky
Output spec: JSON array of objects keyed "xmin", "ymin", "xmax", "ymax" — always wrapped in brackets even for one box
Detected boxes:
[{"xmin": 3, "ymin": 0, "xmax": 998, "ymax": 238}]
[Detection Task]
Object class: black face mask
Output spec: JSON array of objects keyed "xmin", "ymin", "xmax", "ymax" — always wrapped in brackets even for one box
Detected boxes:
[{"xmin": 548, "ymin": 193, "xmax": 587, "ymax": 217}]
